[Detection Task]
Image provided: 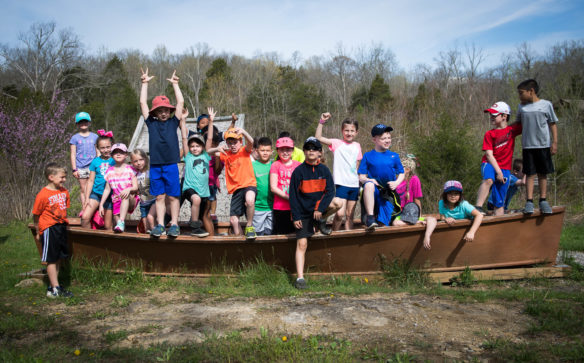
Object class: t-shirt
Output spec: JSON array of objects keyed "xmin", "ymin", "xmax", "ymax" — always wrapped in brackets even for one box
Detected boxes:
[
  {"xmin": 253, "ymin": 160, "xmax": 273, "ymax": 211},
  {"xmin": 183, "ymin": 152, "xmax": 211, "ymax": 198},
  {"xmin": 145, "ymin": 115, "xmax": 180, "ymax": 164},
  {"xmin": 135, "ymin": 169, "xmax": 155, "ymax": 203},
  {"xmin": 357, "ymin": 149, "xmax": 404, "ymax": 186},
  {"xmin": 517, "ymin": 100, "xmax": 558, "ymax": 149},
  {"xmin": 328, "ymin": 139, "xmax": 362, "ymax": 188},
  {"xmin": 32, "ymin": 187, "xmax": 70, "ymax": 233},
  {"xmin": 89, "ymin": 157, "xmax": 115, "ymax": 195},
  {"xmin": 270, "ymin": 160, "xmax": 301, "ymax": 210},
  {"xmin": 104, "ymin": 164, "xmax": 137, "ymax": 204},
  {"xmin": 69, "ymin": 132, "xmax": 98, "ymax": 169},
  {"xmin": 439, "ymin": 200, "xmax": 475, "ymax": 220},
  {"xmin": 219, "ymin": 147, "xmax": 256, "ymax": 194},
  {"xmin": 481, "ymin": 123, "xmax": 522, "ymax": 170},
  {"xmin": 395, "ymin": 175, "xmax": 423, "ymax": 208}
]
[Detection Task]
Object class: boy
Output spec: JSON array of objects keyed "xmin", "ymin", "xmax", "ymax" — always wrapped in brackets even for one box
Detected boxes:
[
  {"xmin": 218, "ymin": 127, "xmax": 258, "ymax": 239},
  {"xmin": 516, "ymin": 79, "xmax": 558, "ymax": 214},
  {"xmin": 32, "ymin": 163, "xmax": 73, "ymax": 298},
  {"xmin": 474, "ymin": 102, "xmax": 522, "ymax": 216},
  {"xmin": 140, "ymin": 68, "xmax": 185, "ymax": 237},
  {"xmin": 252, "ymin": 137, "xmax": 274, "ymax": 236},
  {"xmin": 358, "ymin": 124, "xmax": 405, "ymax": 231},
  {"xmin": 289, "ymin": 137, "xmax": 339, "ymax": 289}
]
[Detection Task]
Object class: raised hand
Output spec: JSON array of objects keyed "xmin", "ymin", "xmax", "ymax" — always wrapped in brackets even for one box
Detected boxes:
[
  {"xmin": 167, "ymin": 70, "xmax": 179, "ymax": 84},
  {"xmin": 320, "ymin": 112, "xmax": 332, "ymax": 122},
  {"xmin": 208, "ymin": 107, "xmax": 217, "ymax": 121},
  {"xmin": 231, "ymin": 112, "xmax": 238, "ymax": 122},
  {"xmin": 140, "ymin": 67, "xmax": 154, "ymax": 83}
]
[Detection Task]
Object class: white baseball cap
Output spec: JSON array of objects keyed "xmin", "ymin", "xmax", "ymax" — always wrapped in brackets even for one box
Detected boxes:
[{"xmin": 484, "ymin": 101, "xmax": 511, "ymax": 116}]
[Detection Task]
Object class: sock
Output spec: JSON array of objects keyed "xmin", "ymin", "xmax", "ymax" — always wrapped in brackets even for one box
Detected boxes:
[
  {"xmin": 527, "ymin": 199, "xmax": 533, "ymax": 203},
  {"xmin": 296, "ymin": 277, "xmax": 304, "ymax": 281},
  {"xmin": 540, "ymin": 198, "xmax": 546, "ymax": 202}
]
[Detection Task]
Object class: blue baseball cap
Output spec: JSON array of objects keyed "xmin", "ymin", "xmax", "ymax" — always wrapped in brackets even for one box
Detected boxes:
[
  {"xmin": 371, "ymin": 124, "xmax": 393, "ymax": 137},
  {"xmin": 75, "ymin": 112, "xmax": 91, "ymax": 123}
]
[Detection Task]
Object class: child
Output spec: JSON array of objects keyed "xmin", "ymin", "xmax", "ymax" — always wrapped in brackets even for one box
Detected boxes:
[
  {"xmin": 516, "ymin": 79, "xmax": 558, "ymax": 214},
  {"xmin": 131, "ymin": 149, "xmax": 156, "ymax": 233},
  {"xmin": 392, "ymin": 156, "xmax": 424, "ymax": 226},
  {"xmin": 289, "ymin": 137, "xmax": 339, "ymax": 289},
  {"xmin": 140, "ymin": 68, "xmax": 185, "ymax": 237},
  {"xmin": 474, "ymin": 101, "xmax": 522, "ymax": 216},
  {"xmin": 204, "ymin": 122, "xmax": 224, "ymax": 227},
  {"xmin": 218, "ymin": 126, "xmax": 258, "ymax": 239},
  {"xmin": 99, "ymin": 143, "xmax": 139, "ymax": 233},
  {"xmin": 252, "ymin": 137, "xmax": 274, "ymax": 236},
  {"xmin": 81, "ymin": 132, "xmax": 115, "ymax": 230},
  {"xmin": 270, "ymin": 136, "xmax": 302, "ymax": 234},
  {"xmin": 315, "ymin": 112, "xmax": 362, "ymax": 231},
  {"xmin": 70, "ymin": 112, "xmax": 98, "ymax": 208},
  {"xmin": 358, "ymin": 124, "xmax": 405, "ymax": 231},
  {"xmin": 275, "ymin": 131, "xmax": 305, "ymax": 163},
  {"xmin": 32, "ymin": 163, "xmax": 73, "ymax": 298},
  {"xmin": 423, "ymin": 181, "xmax": 483, "ymax": 250}
]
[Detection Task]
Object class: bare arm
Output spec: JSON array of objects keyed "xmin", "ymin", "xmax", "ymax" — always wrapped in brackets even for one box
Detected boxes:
[
  {"xmin": 70, "ymin": 144, "xmax": 80, "ymax": 179},
  {"xmin": 33, "ymin": 215, "xmax": 40, "ymax": 241},
  {"xmin": 180, "ymin": 108, "xmax": 189, "ymax": 158},
  {"xmin": 315, "ymin": 112, "xmax": 333, "ymax": 146},
  {"xmin": 359, "ymin": 173, "xmax": 380, "ymax": 186},
  {"xmin": 464, "ymin": 209, "xmax": 483, "ymax": 241},
  {"xmin": 167, "ymin": 70, "xmax": 184, "ymax": 117},
  {"xmin": 99, "ymin": 183, "xmax": 111, "ymax": 217},
  {"xmin": 206, "ymin": 107, "xmax": 217, "ymax": 152},
  {"xmin": 270, "ymin": 172, "xmax": 289, "ymax": 200},
  {"xmin": 240, "ymin": 128, "xmax": 254, "ymax": 153},
  {"xmin": 389, "ymin": 173, "xmax": 405, "ymax": 190},
  {"xmin": 84, "ymin": 171, "xmax": 96, "ymax": 209},
  {"xmin": 140, "ymin": 67, "xmax": 154, "ymax": 119},
  {"xmin": 549, "ymin": 123, "xmax": 558, "ymax": 155}
]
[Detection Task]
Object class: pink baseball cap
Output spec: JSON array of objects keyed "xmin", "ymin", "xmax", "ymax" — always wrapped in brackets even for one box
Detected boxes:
[
  {"xmin": 276, "ymin": 137, "xmax": 294, "ymax": 148},
  {"xmin": 484, "ymin": 101, "xmax": 511, "ymax": 116},
  {"xmin": 443, "ymin": 180, "xmax": 463, "ymax": 193},
  {"xmin": 149, "ymin": 95, "xmax": 176, "ymax": 114},
  {"xmin": 111, "ymin": 143, "xmax": 128, "ymax": 153}
]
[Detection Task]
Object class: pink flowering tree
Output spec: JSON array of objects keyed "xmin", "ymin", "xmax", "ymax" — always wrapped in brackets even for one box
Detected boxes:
[{"xmin": 0, "ymin": 94, "xmax": 70, "ymax": 220}]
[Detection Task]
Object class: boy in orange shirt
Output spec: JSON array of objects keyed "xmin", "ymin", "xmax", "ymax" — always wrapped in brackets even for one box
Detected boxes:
[
  {"xmin": 219, "ymin": 127, "xmax": 257, "ymax": 239},
  {"xmin": 32, "ymin": 163, "xmax": 73, "ymax": 298}
]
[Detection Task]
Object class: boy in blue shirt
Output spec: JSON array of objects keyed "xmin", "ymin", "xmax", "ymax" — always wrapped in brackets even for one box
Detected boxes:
[
  {"xmin": 358, "ymin": 124, "xmax": 404, "ymax": 231},
  {"xmin": 140, "ymin": 68, "xmax": 185, "ymax": 237}
]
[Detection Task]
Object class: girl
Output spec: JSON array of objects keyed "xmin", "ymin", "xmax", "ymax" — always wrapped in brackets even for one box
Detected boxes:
[
  {"xmin": 270, "ymin": 136, "xmax": 301, "ymax": 234},
  {"xmin": 131, "ymin": 149, "xmax": 156, "ymax": 233},
  {"xmin": 99, "ymin": 143, "xmax": 139, "ymax": 233},
  {"xmin": 70, "ymin": 112, "xmax": 98, "ymax": 208},
  {"xmin": 423, "ymin": 181, "xmax": 483, "ymax": 250},
  {"xmin": 392, "ymin": 156, "xmax": 423, "ymax": 226},
  {"xmin": 315, "ymin": 112, "xmax": 362, "ymax": 231},
  {"xmin": 81, "ymin": 131, "xmax": 115, "ymax": 230}
]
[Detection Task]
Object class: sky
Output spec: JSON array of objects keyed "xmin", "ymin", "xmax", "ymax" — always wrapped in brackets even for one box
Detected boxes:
[{"xmin": 0, "ymin": 0, "xmax": 583, "ymax": 72}]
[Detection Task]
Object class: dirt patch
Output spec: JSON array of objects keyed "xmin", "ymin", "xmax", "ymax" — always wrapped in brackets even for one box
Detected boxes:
[{"xmin": 25, "ymin": 291, "xmax": 533, "ymax": 360}]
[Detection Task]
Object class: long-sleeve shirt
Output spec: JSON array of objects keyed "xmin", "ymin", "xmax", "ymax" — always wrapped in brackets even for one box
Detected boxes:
[{"xmin": 289, "ymin": 161, "xmax": 335, "ymax": 221}]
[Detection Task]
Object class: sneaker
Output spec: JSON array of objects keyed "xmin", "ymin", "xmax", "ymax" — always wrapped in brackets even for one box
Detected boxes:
[
  {"xmin": 474, "ymin": 206, "xmax": 487, "ymax": 215},
  {"xmin": 244, "ymin": 226, "xmax": 257, "ymax": 240},
  {"xmin": 167, "ymin": 224, "xmax": 180, "ymax": 237},
  {"xmin": 317, "ymin": 219, "xmax": 332, "ymax": 235},
  {"xmin": 539, "ymin": 200, "xmax": 553, "ymax": 214},
  {"xmin": 150, "ymin": 224, "xmax": 166, "ymax": 237},
  {"xmin": 47, "ymin": 286, "xmax": 73, "ymax": 298},
  {"xmin": 294, "ymin": 278, "xmax": 308, "ymax": 290},
  {"xmin": 190, "ymin": 220, "xmax": 209, "ymax": 238},
  {"xmin": 113, "ymin": 221, "xmax": 125, "ymax": 233},
  {"xmin": 365, "ymin": 215, "xmax": 378, "ymax": 231},
  {"xmin": 211, "ymin": 214, "xmax": 219, "ymax": 226},
  {"xmin": 523, "ymin": 201, "xmax": 534, "ymax": 214}
]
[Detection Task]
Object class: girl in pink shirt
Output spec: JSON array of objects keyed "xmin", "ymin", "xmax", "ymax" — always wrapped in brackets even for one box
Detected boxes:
[
  {"xmin": 270, "ymin": 137, "xmax": 301, "ymax": 234},
  {"xmin": 393, "ymin": 156, "xmax": 424, "ymax": 226}
]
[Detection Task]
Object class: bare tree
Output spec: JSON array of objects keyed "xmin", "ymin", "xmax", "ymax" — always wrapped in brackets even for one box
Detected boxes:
[
  {"xmin": 178, "ymin": 43, "xmax": 212, "ymax": 115},
  {"xmin": 326, "ymin": 44, "xmax": 358, "ymax": 113}
]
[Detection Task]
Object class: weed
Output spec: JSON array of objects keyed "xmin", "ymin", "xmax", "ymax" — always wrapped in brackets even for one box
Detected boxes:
[
  {"xmin": 524, "ymin": 298, "xmax": 584, "ymax": 335},
  {"xmin": 104, "ymin": 329, "xmax": 129, "ymax": 344},
  {"xmin": 560, "ymin": 223, "xmax": 584, "ymax": 251},
  {"xmin": 449, "ymin": 266, "xmax": 477, "ymax": 287},
  {"xmin": 378, "ymin": 254, "xmax": 431, "ymax": 288},
  {"xmin": 111, "ymin": 295, "xmax": 131, "ymax": 308}
]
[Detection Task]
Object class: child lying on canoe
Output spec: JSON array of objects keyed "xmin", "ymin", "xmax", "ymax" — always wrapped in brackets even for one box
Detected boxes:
[{"xmin": 422, "ymin": 180, "xmax": 483, "ymax": 250}]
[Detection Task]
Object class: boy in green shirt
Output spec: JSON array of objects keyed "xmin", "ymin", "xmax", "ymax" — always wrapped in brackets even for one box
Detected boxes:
[{"xmin": 252, "ymin": 137, "xmax": 274, "ymax": 235}]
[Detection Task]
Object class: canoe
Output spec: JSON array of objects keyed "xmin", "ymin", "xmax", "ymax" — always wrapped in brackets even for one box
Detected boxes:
[{"xmin": 28, "ymin": 207, "xmax": 565, "ymax": 275}]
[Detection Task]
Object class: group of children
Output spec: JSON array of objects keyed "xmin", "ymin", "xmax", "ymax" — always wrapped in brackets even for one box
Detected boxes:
[{"xmin": 32, "ymin": 76, "xmax": 558, "ymax": 295}]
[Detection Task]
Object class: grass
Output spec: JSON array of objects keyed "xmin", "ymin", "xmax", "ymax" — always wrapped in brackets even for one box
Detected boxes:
[{"xmin": 560, "ymin": 223, "xmax": 584, "ymax": 251}]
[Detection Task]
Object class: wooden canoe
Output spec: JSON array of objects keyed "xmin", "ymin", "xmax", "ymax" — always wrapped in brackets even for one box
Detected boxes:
[{"xmin": 28, "ymin": 207, "xmax": 565, "ymax": 275}]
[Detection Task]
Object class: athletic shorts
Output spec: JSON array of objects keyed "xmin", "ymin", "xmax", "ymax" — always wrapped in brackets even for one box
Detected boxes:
[
  {"xmin": 139, "ymin": 199, "xmax": 156, "ymax": 218},
  {"xmin": 272, "ymin": 209, "xmax": 295, "ymax": 235},
  {"xmin": 182, "ymin": 188, "xmax": 208, "ymax": 219},
  {"xmin": 89, "ymin": 192, "xmax": 112, "ymax": 209},
  {"xmin": 481, "ymin": 163, "xmax": 511, "ymax": 208},
  {"xmin": 230, "ymin": 186, "xmax": 257, "ymax": 217},
  {"xmin": 40, "ymin": 223, "xmax": 69, "ymax": 264},
  {"xmin": 150, "ymin": 163, "xmax": 181, "ymax": 197},
  {"xmin": 78, "ymin": 167, "xmax": 90, "ymax": 179},
  {"xmin": 295, "ymin": 218, "xmax": 316, "ymax": 239},
  {"xmin": 208, "ymin": 184, "xmax": 218, "ymax": 201},
  {"xmin": 523, "ymin": 148, "xmax": 554, "ymax": 175},
  {"xmin": 252, "ymin": 210, "xmax": 273, "ymax": 236},
  {"xmin": 335, "ymin": 185, "xmax": 359, "ymax": 201}
]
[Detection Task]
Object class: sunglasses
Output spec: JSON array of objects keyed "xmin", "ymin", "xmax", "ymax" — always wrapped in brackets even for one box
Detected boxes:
[{"xmin": 304, "ymin": 146, "xmax": 320, "ymax": 151}]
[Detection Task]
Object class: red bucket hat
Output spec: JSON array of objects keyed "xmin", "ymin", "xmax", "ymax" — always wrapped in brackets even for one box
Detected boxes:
[{"xmin": 149, "ymin": 95, "xmax": 176, "ymax": 114}]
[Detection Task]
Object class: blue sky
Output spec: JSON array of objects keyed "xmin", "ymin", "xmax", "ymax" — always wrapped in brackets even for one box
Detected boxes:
[{"xmin": 0, "ymin": 0, "xmax": 582, "ymax": 71}]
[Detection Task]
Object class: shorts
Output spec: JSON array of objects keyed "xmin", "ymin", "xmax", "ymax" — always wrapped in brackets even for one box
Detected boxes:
[
  {"xmin": 208, "ymin": 184, "xmax": 218, "ymax": 201},
  {"xmin": 230, "ymin": 186, "xmax": 257, "ymax": 217},
  {"xmin": 40, "ymin": 223, "xmax": 69, "ymax": 264},
  {"xmin": 90, "ymin": 192, "xmax": 113, "ymax": 210},
  {"xmin": 140, "ymin": 199, "xmax": 156, "ymax": 218},
  {"xmin": 295, "ymin": 218, "xmax": 316, "ymax": 239},
  {"xmin": 481, "ymin": 163, "xmax": 511, "ymax": 208},
  {"xmin": 77, "ymin": 167, "xmax": 90, "ymax": 179},
  {"xmin": 523, "ymin": 148, "xmax": 554, "ymax": 175},
  {"xmin": 112, "ymin": 195, "xmax": 139, "ymax": 215},
  {"xmin": 150, "ymin": 164, "xmax": 181, "ymax": 197},
  {"xmin": 183, "ymin": 189, "xmax": 208, "ymax": 219},
  {"xmin": 363, "ymin": 181, "xmax": 395, "ymax": 226},
  {"xmin": 335, "ymin": 185, "xmax": 359, "ymax": 201},
  {"xmin": 252, "ymin": 210, "xmax": 273, "ymax": 236},
  {"xmin": 272, "ymin": 209, "xmax": 295, "ymax": 235}
]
